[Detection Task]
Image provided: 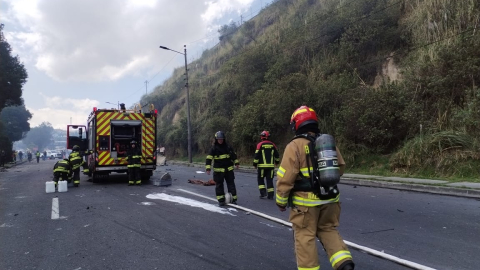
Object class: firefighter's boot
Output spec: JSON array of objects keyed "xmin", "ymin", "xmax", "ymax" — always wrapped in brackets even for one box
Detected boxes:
[
  {"xmin": 259, "ymin": 189, "xmax": 267, "ymax": 199},
  {"xmin": 338, "ymin": 261, "xmax": 355, "ymax": 270}
]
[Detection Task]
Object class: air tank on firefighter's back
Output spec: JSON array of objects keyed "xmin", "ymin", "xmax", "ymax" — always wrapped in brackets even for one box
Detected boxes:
[{"xmin": 315, "ymin": 134, "xmax": 340, "ymax": 188}]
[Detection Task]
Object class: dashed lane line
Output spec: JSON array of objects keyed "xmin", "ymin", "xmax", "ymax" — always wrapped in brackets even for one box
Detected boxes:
[
  {"xmin": 51, "ymin": 198, "xmax": 59, "ymax": 220},
  {"xmin": 176, "ymin": 188, "xmax": 436, "ymax": 270}
]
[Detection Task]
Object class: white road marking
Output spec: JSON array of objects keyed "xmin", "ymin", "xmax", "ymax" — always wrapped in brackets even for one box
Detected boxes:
[
  {"xmin": 51, "ymin": 198, "xmax": 59, "ymax": 220},
  {"xmin": 177, "ymin": 188, "xmax": 437, "ymax": 270}
]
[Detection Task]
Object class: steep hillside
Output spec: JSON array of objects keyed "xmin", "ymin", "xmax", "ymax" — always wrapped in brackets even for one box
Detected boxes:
[{"xmin": 142, "ymin": 0, "xmax": 480, "ymax": 178}]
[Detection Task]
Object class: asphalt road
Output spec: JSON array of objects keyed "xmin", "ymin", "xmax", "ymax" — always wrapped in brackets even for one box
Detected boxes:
[{"xmin": 1, "ymin": 161, "xmax": 479, "ymax": 270}]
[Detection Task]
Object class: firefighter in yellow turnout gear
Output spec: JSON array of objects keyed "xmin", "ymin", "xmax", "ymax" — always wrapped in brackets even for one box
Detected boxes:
[
  {"xmin": 68, "ymin": 145, "xmax": 92, "ymax": 187},
  {"xmin": 127, "ymin": 140, "xmax": 142, "ymax": 186},
  {"xmin": 276, "ymin": 106, "xmax": 354, "ymax": 270},
  {"xmin": 205, "ymin": 131, "xmax": 240, "ymax": 206},
  {"xmin": 253, "ymin": 130, "xmax": 280, "ymax": 199},
  {"xmin": 53, "ymin": 159, "xmax": 72, "ymax": 186},
  {"xmin": 68, "ymin": 145, "xmax": 87, "ymax": 187}
]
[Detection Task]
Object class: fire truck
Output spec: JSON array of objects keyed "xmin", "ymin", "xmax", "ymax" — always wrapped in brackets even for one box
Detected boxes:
[{"xmin": 66, "ymin": 104, "xmax": 157, "ymax": 183}]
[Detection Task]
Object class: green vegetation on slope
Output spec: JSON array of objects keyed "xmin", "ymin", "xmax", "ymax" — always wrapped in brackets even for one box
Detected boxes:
[{"xmin": 142, "ymin": 0, "xmax": 480, "ymax": 178}]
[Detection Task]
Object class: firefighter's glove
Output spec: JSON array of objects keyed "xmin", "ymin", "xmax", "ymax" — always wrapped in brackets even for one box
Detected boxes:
[
  {"xmin": 277, "ymin": 204, "xmax": 287, "ymax": 212},
  {"xmin": 206, "ymin": 170, "xmax": 211, "ymax": 175},
  {"xmin": 235, "ymin": 165, "xmax": 239, "ymax": 170}
]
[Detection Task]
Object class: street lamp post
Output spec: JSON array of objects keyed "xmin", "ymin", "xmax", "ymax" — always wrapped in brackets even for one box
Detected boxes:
[{"xmin": 159, "ymin": 45, "xmax": 192, "ymax": 163}]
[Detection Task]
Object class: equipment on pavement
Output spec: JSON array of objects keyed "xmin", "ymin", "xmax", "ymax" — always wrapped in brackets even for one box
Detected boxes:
[
  {"xmin": 58, "ymin": 180, "xmax": 68, "ymax": 192},
  {"xmin": 66, "ymin": 103, "xmax": 157, "ymax": 183},
  {"xmin": 45, "ymin": 181, "xmax": 55, "ymax": 193}
]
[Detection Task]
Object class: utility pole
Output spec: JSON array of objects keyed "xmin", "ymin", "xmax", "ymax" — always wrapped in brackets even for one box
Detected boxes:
[
  {"xmin": 144, "ymin": 80, "xmax": 149, "ymax": 95},
  {"xmin": 184, "ymin": 45, "xmax": 192, "ymax": 164},
  {"xmin": 158, "ymin": 44, "xmax": 192, "ymax": 163}
]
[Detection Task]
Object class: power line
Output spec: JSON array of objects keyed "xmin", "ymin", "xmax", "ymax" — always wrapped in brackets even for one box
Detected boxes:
[{"xmin": 124, "ymin": 54, "xmax": 178, "ymax": 99}]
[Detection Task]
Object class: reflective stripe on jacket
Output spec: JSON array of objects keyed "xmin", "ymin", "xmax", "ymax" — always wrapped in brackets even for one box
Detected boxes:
[
  {"xmin": 68, "ymin": 152, "xmax": 84, "ymax": 170},
  {"xmin": 53, "ymin": 160, "xmax": 71, "ymax": 173},
  {"xmin": 127, "ymin": 147, "xmax": 142, "ymax": 167},
  {"xmin": 275, "ymin": 134, "xmax": 346, "ymax": 207},
  {"xmin": 253, "ymin": 140, "xmax": 280, "ymax": 168},
  {"xmin": 205, "ymin": 142, "xmax": 239, "ymax": 171}
]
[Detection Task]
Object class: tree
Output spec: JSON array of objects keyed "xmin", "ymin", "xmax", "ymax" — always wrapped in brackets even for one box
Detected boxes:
[
  {"xmin": 22, "ymin": 122, "xmax": 54, "ymax": 151},
  {"xmin": 0, "ymin": 121, "xmax": 12, "ymax": 158},
  {"xmin": 0, "ymin": 105, "xmax": 32, "ymax": 142},
  {"xmin": 0, "ymin": 24, "xmax": 28, "ymax": 111}
]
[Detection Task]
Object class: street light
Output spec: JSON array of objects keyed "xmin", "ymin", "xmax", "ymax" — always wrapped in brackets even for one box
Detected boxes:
[{"xmin": 159, "ymin": 44, "xmax": 192, "ymax": 163}]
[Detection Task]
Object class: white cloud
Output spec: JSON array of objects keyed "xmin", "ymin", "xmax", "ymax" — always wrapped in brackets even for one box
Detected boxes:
[
  {"xmin": 202, "ymin": 0, "xmax": 254, "ymax": 23},
  {"xmin": 3, "ymin": 0, "xmax": 256, "ymax": 82},
  {"xmin": 28, "ymin": 94, "xmax": 100, "ymax": 129}
]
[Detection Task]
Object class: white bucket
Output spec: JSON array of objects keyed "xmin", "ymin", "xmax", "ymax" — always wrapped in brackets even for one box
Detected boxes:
[
  {"xmin": 58, "ymin": 180, "xmax": 68, "ymax": 192},
  {"xmin": 46, "ymin": 181, "xmax": 56, "ymax": 193}
]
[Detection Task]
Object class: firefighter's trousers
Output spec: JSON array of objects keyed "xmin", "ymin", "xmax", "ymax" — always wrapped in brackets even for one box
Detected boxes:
[
  {"xmin": 128, "ymin": 166, "xmax": 141, "ymax": 185},
  {"xmin": 289, "ymin": 202, "xmax": 353, "ymax": 270},
  {"xmin": 257, "ymin": 168, "xmax": 274, "ymax": 198},
  {"xmin": 54, "ymin": 172, "xmax": 70, "ymax": 185},
  {"xmin": 213, "ymin": 170, "xmax": 237, "ymax": 203},
  {"xmin": 72, "ymin": 168, "xmax": 81, "ymax": 186}
]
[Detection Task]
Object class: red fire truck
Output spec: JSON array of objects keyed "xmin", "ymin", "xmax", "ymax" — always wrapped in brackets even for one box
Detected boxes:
[{"xmin": 67, "ymin": 104, "xmax": 157, "ymax": 183}]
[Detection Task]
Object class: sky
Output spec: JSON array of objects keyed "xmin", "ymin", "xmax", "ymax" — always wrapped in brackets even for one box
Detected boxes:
[{"xmin": 1, "ymin": 0, "xmax": 269, "ymax": 130}]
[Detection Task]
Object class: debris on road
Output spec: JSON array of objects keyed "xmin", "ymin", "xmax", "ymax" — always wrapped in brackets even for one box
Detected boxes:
[{"xmin": 187, "ymin": 179, "xmax": 215, "ymax": 186}]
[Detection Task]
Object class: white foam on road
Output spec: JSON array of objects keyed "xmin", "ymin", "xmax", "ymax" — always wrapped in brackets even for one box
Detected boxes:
[
  {"xmin": 51, "ymin": 198, "xmax": 59, "ymax": 220},
  {"xmin": 146, "ymin": 193, "xmax": 236, "ymax": 216}
]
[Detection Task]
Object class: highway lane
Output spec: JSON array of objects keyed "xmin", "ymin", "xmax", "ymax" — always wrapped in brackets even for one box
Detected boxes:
[
  {"xmin": 161, "ymin": 164, "xmax": 480, "ymax": 270},
  {"xmin": 1, "ymin": 161, "xmax": 476, "ymax": 269}
]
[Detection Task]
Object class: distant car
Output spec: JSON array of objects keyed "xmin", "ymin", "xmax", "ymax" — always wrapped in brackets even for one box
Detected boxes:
[
  {"xmin": 45, "ymin": 151, "xmax": 60, "ymax": 160},
  {"xmin": 55, "ymin": 152, "xmax": 63, "ymax": 159}
]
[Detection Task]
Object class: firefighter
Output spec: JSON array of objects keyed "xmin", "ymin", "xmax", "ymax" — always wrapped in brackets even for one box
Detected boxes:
[
  {"xmin": 35, "ymin": 151, "xmax": 40, "ymax": 163},
  {"xmin": 205, "ymin": 131, "xmax": 240, "ymax": 206},
  {"xmin": 127, "ymin": 140, "xmax": 142, "ymax": 186},
  {"xmin": 276, "ymin": 106, "xmax": 354, "ymax": 270},
  {"xmin": 253, "ymin": 130, "xmax": 280, "ymax": 199},
  {"xmin": 68, "ymin": 145, "xmax": 87, "ymax": 187},
  {"xmin": 53, "ymin": 159, "xmax": 72, "ymax": 186}
]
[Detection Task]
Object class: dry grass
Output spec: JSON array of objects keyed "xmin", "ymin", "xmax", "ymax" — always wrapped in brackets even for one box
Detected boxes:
[{"xmin": 390, "ymin": 130, "xmax": 480, "ymax": 176}]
